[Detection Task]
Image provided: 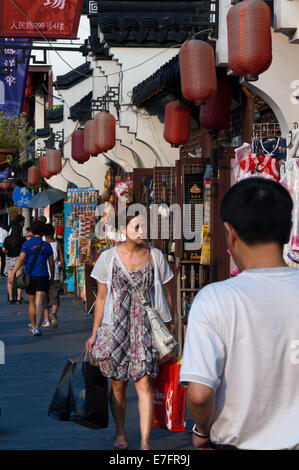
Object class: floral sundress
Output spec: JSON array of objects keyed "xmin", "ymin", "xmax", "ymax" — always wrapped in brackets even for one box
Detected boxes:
[{"xmin": 92, "ymin": 259, "xmax": 158, "ymax": 382}]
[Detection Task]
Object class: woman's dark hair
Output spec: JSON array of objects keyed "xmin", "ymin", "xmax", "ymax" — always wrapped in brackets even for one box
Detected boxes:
[
  {"xmin": 115, "ymin": 203, "xmax": 146, "ymax": 231},
  {"xmin": 220, "ymin": 177, "xmax": 293, "ymax": 247},
  {"xmin": 10, "ymin": 225, "xmax": 23, "ymax": 238},
  {"xmin": 29, "ymin": 220, "xmax": 46, "ymax": 236},
  {"xmin": 13, "ymin": 214, "xmax": 25, "ymax": 225},
  {"xmin": 43, "ymin": 223, "xmax": 55, "ymax": 237}
]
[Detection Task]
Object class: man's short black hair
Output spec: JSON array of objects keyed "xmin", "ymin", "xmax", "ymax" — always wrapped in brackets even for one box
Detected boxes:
[
  {"xmin": 43, "ymin": 223, "xmax": 55, "ymax": 237},
  {"xmin": 30, "ymin": 220, "xmax": 45, "ymax": 236},
  {"xmin": 220, "ymin": 178, "xmax": 293, "ymax": 247}
]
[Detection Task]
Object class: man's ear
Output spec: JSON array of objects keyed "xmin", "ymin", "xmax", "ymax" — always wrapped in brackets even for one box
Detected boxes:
[{"xmin": 223, "ymin": 222, "xmax": 238, "ymax": 247}]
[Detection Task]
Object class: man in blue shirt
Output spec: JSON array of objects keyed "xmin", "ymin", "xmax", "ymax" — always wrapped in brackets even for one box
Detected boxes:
[{"xmin": 10, "ymin": 220, "xmax": 54, "ymax": 336}]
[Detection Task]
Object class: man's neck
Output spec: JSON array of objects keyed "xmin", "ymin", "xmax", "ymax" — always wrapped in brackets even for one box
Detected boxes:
[{"xmin": 235, "ymin": 243, "xmax": 287, "ymax": 271}]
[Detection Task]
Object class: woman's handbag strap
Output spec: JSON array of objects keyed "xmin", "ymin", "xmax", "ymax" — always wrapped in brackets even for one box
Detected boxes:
[{"xmin": 114, "ymin": 249, "xmax": 149, "ymax": 307}]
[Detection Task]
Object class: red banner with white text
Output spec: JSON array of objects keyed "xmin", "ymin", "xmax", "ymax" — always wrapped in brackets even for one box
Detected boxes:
[{"xmin": 0, "ymin": 0, "xmax": 84, "ymax": 39}]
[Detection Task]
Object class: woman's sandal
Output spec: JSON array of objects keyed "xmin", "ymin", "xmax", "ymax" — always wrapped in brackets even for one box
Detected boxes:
[
  {"xmin": 113, "ymin": 440, "xmax": 129, "ymax": 450},
  {"xmin": 140, "ymin": 442, "xmax": 152, "ymax": 450}
]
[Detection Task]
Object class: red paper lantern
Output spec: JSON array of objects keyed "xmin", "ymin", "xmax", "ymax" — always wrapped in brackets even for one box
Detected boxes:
[
  {"xmin": 179, "ymin": 39, "xmax": 217, "ymax": 103},
  {"xmin": 227, "ymin": 0, "xmax": 272, "ymax": 81},
  {"xmin": 199, "ymin": 79, "xmax": 233, "ymax": 131},
  {"xmin": 46, "ymin": 149, "xmax": 62, "ymax": 175},
  {"xmin": 0, "ymin": 180, "xmax": 11, "ymax": 190},
  {"xmin": 28, "ymin": 166, "xmax": 41, "ymax": 187},
  {"xmin": 94, "ymin": 111, "xmax": 116, "ymax": 152},
  {"xmin": 163, "ymin": 101, "xmax": 191, "ymax": 146},
  {"xmin": 40, "ymin": 155, "xmax": 54, "ymax": 179},
  {"xmin": 71, "ymin": 128, "xmax": 90, "ymax": 164},
  {"xmin": 84, "ymin": 120, "xmax": 99, "ymax": 157}
]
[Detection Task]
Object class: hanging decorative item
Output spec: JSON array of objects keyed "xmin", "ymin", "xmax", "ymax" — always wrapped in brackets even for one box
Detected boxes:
[
  {"xmin": 71, "ymin": 128, "xmax": 90, "ymax": 164},
  {"xmin": 163, "ymin": 101, "xmax": 191, "ymax": 147},
  {"xmin": 179, "ymin": 39, "xmax": 217, "ymax": 103},
  {"xmin": 227, "ymin": 0, "xmax": 272, "ymax": 82},
  {"xmin": 94, "ymin": 111, "xmax": 116, "ymax": 152},
  {"xmin": 199, "ymin": 78, "xmax": 233, "ymax": 131},
  {"xmin": 40, "ymin": 154, "xmax": 54, "ymax": 179},
  {"xmin": 83, "ymin": 119, "xmax": 98, "ymax": 157},
  {"xmin": 46, "ymin": 149, "xmax": 62, "ymax": 175},
  {"xmin": 27, "ymin": 166, "xmax": 41, "ymax": 187}
]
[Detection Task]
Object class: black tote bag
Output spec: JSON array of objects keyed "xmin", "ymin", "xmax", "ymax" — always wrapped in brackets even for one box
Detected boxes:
[{"xmin": 48, "ymin": 351, "xmax": 109, "ymax": 429}]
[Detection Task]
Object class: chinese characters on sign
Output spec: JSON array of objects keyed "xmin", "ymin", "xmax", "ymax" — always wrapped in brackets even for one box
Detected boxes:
[
  {"xmin": 0, "ymin": 38, "xmax": 32, "ymax": 116},
  {"xmin": 0, "ymin": 0, "xmax": 84, "ymax": 39}
]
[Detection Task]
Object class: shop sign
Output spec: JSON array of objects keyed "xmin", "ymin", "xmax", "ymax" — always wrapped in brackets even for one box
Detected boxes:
[
  {"xmin": 12, "ymin": 186, "xmax": 33, "ymax": 208},
  {"xmin": 0, "ymin": 0, "xmax": 84, "ymax": 39},
  {"xmin": 0, "ymin": 38, "xmax": 32, "ymax": 117}
]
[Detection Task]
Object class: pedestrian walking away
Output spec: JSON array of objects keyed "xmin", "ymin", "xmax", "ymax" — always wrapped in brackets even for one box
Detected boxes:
[
  {"xmin": 2, "ymin": 225, "xmax": 26, "ymax": 304},
  {"xmin": 86, "ymin": 207, "xmax": 174, "ymax": 451},
  {"xmin": 10, "ymin": 220, "xmax": 55, "ymax": 337},
  {"xmin": 42, "ymin": 223, "xmax": 66, "ymax": 328},
  {"xmin": 180, "ymin": 177, "xmax": 299, "ymax": 451},
  {"xmin": 0, "ymin": 221, "xmax": 8, "ymax": 276}
]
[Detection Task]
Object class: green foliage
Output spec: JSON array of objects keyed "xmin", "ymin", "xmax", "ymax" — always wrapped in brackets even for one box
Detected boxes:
[{"xmin": 0, "ymin": 112, "xmax": 37, "ymax": 167}]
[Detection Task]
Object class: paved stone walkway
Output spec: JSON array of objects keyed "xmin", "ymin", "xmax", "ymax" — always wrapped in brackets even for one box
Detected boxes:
[{"xmin": 0, "ymin": 277, "xmax": 193, "ymax": 450}]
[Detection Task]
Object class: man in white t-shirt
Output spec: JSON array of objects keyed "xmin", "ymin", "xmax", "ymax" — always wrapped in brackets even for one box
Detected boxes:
[{"xmin": 180, "ymin": 177, "xmax": 299, "ymax": 450}]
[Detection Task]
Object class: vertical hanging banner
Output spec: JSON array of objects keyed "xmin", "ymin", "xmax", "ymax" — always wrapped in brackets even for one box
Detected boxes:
[
  {"xmin": 0, "ymin": 38, "xmax": 32, "ymax": 116},
  {"xmin": 0, "ymin": 0, "xmax": 84, "ymax": 39}
]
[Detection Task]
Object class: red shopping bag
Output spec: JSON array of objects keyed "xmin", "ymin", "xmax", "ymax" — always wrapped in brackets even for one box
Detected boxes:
[{"xmin": 152, "ymin": 361, "xmax": 186, "ymax": 432}]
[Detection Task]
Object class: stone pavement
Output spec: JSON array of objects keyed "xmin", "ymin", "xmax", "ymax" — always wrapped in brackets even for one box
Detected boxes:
[{"xmin": 0, "ymin": 277, "xmax": 194, "ymax": 451}]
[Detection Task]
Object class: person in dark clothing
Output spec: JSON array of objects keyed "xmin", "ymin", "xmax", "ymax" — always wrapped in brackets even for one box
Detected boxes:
[
  {"xmin": 10, "ymin": 220, "xmax": 54, "ymax": 336},
  {"xmin": 3, "ymin": 226, "xmax": 26, "ymax": 303}
]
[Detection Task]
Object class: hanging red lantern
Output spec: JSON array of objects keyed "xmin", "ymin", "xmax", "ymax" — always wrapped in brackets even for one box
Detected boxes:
[
  {"xmin": 71, "ymin": 128, "xmax": 90, "ymax": 164},
  {"xmin": 0, "ymin": 180, "xmax": 11, "ymax": 190},
  {"xmin": 94, "ymin": 111, "xmax": 116, "ymax": 152},
  {"xmin": 227, "ymin": 0, "xmax": 272, "ymax": 81},
  {"xmin": 83, "ymin": 119, "xmax": 98, "ymax": 157},
  {"xmin": 163, "ymin": 101, "xmax": 191, "ymax": 146},
  {"xmin": 199, "ymin": 79, "xmax": 233, "ymax": 131},
  {"xmin": 40, "ymin": 155, "xmax": 54, "ymax": 179},
  {"xmin": 28, "ymin": 166, "xmax": 41, "ymax": 187},
  {"xmin": 46, "ymin": 149, "xmax": 62, "ymax": 175},
  {"xmin": 179, "ymin": 39, "xmax": 217, "ymax": 103}
]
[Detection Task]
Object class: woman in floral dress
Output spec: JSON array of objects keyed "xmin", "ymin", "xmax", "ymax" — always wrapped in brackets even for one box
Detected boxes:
[{"xmin": 86, "ymin": 212, "xmax": 174, "ymax": 450}]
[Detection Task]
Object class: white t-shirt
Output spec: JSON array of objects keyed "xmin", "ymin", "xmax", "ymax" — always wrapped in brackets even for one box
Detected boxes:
[
  {"xmin": 180, "ymin": 267, "xmax": 299, "ymax": 450},
  {"xmin": 0, "ymin": 227, "xmax": 8, "ymax": 245}
]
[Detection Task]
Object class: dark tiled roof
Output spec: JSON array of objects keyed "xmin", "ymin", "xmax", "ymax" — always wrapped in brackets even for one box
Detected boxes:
[
  {"xmin": 132, "ymin": 54, "xmax": 180, "ymax": 106},
  {"xmin": 54, "ymin": 62, "xmax": 92, "ymax": 90},
  {"xmin": 47, "ymin": 106, "xmax": 63, "ymax": 124},
  {"xmin": 69, "ymin": 91, "xmax": 93, "ymax": 124}
]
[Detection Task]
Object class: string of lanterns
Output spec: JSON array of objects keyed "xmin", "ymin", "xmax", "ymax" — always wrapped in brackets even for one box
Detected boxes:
[
  {"xmin": 163, "ymin": 0, "xmax": 272, "ymax": 146},
  {"xmin": 25, "ymin": 0, "xmax": 272, "ymax": 182}
]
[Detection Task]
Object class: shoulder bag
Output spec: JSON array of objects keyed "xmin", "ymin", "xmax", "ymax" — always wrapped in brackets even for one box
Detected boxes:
[
  {"xmin": 16, "ymin": 241, "xmax": 44, "ymax": 289},
  {"xmin": 115, "ymin": 250, "xmax": 178, "ymax": 362}
]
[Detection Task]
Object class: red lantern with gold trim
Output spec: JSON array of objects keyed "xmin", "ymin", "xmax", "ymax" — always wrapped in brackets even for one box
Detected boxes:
[
  {"xmin": 179, "ymin": 39, "xmax": 217, "ymax": 103},
  {"xmin": 72, "ymin": 128, "xmax": 90, "ymax": 164},
  {"xmin": 227, "ymin": 0, "xmax": 272, "ymax": 81},
  {"xmin": 46, "ymin": 149, "xmax": 62, "ymax": 175},
  {"xmin": 199, "ymin": 79, "xmax": 233, "ymax": 131},
  {"xmin": 94, "ymin": 111, "xmax": 116, "ymax": 152},
  {"xmin": 40, "ymin": 155, "xmax": 54, "ymax": 179},
  {"xmin": 28, "ymin": 166, "xmax": 41, "ymax": 187},
  {"xmin": 84, "ymin": 119, "xmax": 98, "ymax": 157},
  {"xmin": 163, "ymin": 101, "xmax": 191, "ymax": 147}
]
